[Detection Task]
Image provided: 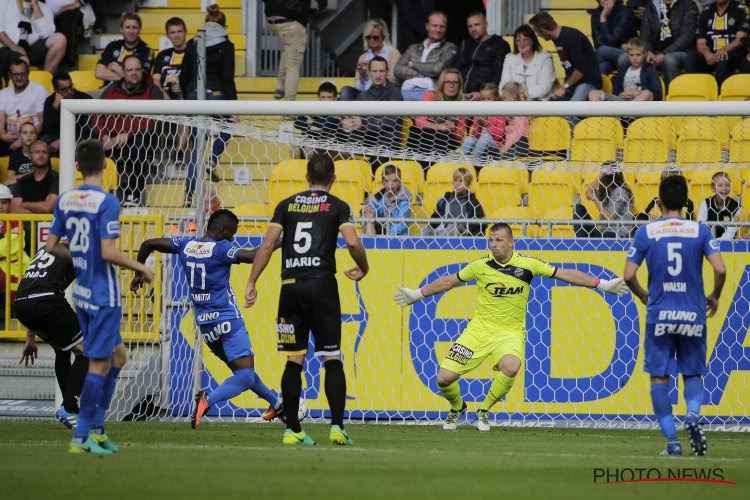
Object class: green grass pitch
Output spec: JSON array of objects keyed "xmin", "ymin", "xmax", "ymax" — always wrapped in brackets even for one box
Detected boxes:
[{"xmin": 1, "ymin": 421, "xmax": 748, "ymax": 499}]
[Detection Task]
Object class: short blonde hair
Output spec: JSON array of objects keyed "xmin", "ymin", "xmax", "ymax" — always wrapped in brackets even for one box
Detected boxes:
[
  {"xmin": 626, "ymin": 37, "xmax": 645, "ymax": 52},
  {"xmin": 361, "ymin": 18, "xmax": 391, "ymax": 50},
  {"xmin": 501, "ymin": 81, "xmax": 529, "ymax": 102},
  {"xmin": 453, "ymin": 167, "xmax": 473, "ymax": 184}
]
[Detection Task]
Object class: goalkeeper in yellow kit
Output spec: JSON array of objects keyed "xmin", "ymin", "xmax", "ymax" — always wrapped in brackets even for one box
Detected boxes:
[{"xmin": 394, "ymin": 223, "xmax": 629, "ymax": 431}]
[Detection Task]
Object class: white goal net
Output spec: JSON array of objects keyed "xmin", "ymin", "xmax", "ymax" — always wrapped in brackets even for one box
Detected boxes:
[{"xmin": 54, "ymin": 99, "xmax": 750, "ymax": 429}]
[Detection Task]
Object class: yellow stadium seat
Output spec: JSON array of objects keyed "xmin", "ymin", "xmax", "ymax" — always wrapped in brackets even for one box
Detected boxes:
[
  {"xmin": 422, "ymin": 162, "xmax": 478, "ymax": 210},
  {"xmin": 0, "ymin": 156, "xmax": 8, "ymax": 183},
  {"xmin": 330, "ymin": 165, "xmax": 366, "ymax": 208},
  {"xmin": 528, "ymin": 117, "xmax": 571, "ymax": 157},
  {"xmin": 410, "ymin": 205, "xmax": 430, "ymax": 236},
  {"xmin": 570, "ymin": 117, "xmax": 622, "ymax": 163},
  {"xmin": 476, "ymin": 165, "xmax": 527, "ymax": 215},
  {"xmin": 235, "ymin": 203, "xmax": 271, "ymax": 234},
  {"xmin": 601, "ymin": 74, "xmax": 612, "ymax": 94},
  {"xmin": 104, "ymin": 158, "xmax": 118, "ymax": 193},
  {"xmin": 371, "ymin": 161, "xmax": 424, "ymax": 202},
  {"xmin": 675, "ymin": 117, "xmax": 723, "ymax": 163},
  {"xmin": 488, "ymin": 207, "xmax": 537, "ymax": 238},
  {"xmin": 719, "ymin": 74, "xmax": 750, "ymax": 101},
  {"xmin": 623, "ymin": 117, "xmax": 674, "ymax": 163},
  {"xmin": 69, "ymin": 70, "xmax": 104, "ymax": 92},
  {"xmin": 537, "ymin": 207, "xmax": 576, "ymax": 238},
  {"xmin": 666, "ymin": 74, "xmax": 718, "ymax": 101},
  {"xmin": 570, "ymin": 138, "xmax": 616, "ymax": 164},
  {"xmin": 527, "ymin": 170, "xmax": 578, "ymax": 217},
  {"xmin": 730, "ymin": 120, "xmax": 750, "ymax": 163},
  {"xmin": 334, "ymin": 159, "xmax": 371, "ymax": 189},
  {"xmin": 29, "ymin": 70, "xmax": 53, "ymax": 93},
  {"xmin": 632, "ymin": 171, "xmax": 663, "ymax": 213},
  {"xmin": 269, "ymin": 159, "xmax": 307, "ymax": 205}
]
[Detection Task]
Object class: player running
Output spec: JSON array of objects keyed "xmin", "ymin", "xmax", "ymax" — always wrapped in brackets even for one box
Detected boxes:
[
  {"xmin": 245, "ymin": 154, "xmax": 369, "ymax": 446},
  {"xmin": 624, "ymin": 175, "xmax": 725, "ymax": 456},
  {"xmin": 46, "ymin": 139, "xmax": 154, "ymax": 454},
  {"xmin": 394, "ymin": 223, "xmax": 629, "ymax": 431},
  {"xmin": 15, "ymin": 240, "xmax": 87, "ymax": 430},
  {"xmin": 131, "ymin": 209, "xmax": 283, "ymax": 428}
]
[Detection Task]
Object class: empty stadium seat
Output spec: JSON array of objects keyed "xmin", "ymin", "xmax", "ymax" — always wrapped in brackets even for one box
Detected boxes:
[
  {"xmin": 489, "ymin": 206, "xmax": 536, "ymax": 237},
  {"xmin": 334, "ymin": 159, "xmax": 372, "ymax": 189},
  {"xmin": 476, "ymin": 165, "xmax": 527, "ymax": 215},
  {"xmin": 719, "ymin": 74, "xmax": 750, "ymax": 101},
  {"xmin": 29, "ymin": 70, "xmax": 53, "ymax": 93},
  {"xmin": 623, "ymin": 117, "xmax": 674, "ymax": 163},
  {"xmin": 537, "ymin": 207, "xmax": 576, "ymax": 238},
  {"xmin": 235, "ymin": 203, "xmax": 270, "ymax": 234},
  {"xmin": 675, "ymin": 117, "xmax": 723, "ymax": 163},
  {"xmin": 69, "ymin": 70, "xmax": 104, "ymax": 92},
  {"xmin": 632, "ymin": 171, "xmax": 663, "ymax": 213},
  {"xmin": 570, "ymin": 117, "xmax": 622, "ymax": 163},
  {"xmin": 269, "ymin": 159, "xmax": 307, "ymax": 205},
  {"xmin": 730, "ymin": 120, "xmax": 750, "ymax": 163},
  {"xmin": 666, "ymin": 74, "xmax": 718, "ymax": 101},
  {"xmin": 331, "ymin": 164, "xmax": 366, "ymax": 208},
  {"xmin": 528, "ymin": 170, "xmax": 579, "ymax": 217},
  {"xmin": 527, "ymin": 117, "xmax": 571, "ymax": 158}
]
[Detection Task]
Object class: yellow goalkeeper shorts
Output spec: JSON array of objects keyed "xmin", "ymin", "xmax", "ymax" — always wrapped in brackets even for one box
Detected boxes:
[{"xmin": 440, "ymin": 323, "xmax": 525, "ymax": 376}]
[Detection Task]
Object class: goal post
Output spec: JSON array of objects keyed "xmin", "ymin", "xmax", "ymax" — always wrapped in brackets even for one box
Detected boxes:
[{"xmin": 57, "ymin": 98, "xmax": 750, "ymax": 429}]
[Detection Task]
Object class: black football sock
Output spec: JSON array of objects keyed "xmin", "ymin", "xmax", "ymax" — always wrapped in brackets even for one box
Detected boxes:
[
  {"xmin": 65, "ymin": 354, "xmax": 89, "ymax": 414},
  {"xmin": 54, "ymin": 350, "xmax": 74, "ymax": 412},
  {"xmin": 281, "ymin": 361, "xmax": 303, "ymax": 433},
  {"xmin": 324, "ymin": 359, "xmax": 346, "ymax": 428}
]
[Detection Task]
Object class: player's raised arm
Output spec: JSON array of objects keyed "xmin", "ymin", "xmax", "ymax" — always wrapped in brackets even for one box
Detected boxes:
[
  {"xmin": 394, "ymin": 274, "xmax": 462, "ymax": 307},
  {"xmin": 244, "ymin": 225, "xmax": 283, "ymax": 307},
  {"xmin": 130, "ymin": 238, "xmax": 174, "ymax": 291},
  {"xmin": 101, "ymin": 238, "xmax": 154, "ymax": 284},
  {"xmin": 340, "ymin": 224, "xmax": 368, "ymax": 281},
  {"xmin": 554, "ymin": 267, "xmax": 629, "ymax": 296},
  {"xmin": 705, "ymin": 252, "xmax": 726, "ymax": 318}
]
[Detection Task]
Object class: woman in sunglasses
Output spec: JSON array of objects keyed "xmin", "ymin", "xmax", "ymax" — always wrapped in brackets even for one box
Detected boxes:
[{"xmin": 340, "ymin": 18, "xmax": 401, "ymax": 101}]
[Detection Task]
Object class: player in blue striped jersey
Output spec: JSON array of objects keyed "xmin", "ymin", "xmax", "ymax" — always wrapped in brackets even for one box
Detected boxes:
[
  {"xmin": 131, "ymin": 209, "xmax": 282, "ymax": 428},
  {"xmin": 46, "ymin": 139, "xmax": 154, "ymax": 454},
  {"xmin": 624, "ymin": 175, "xmax": 726, "ymax": 456}
]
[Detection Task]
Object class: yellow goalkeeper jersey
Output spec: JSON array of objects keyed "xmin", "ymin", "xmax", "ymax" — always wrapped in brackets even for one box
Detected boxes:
[{"xmin": 457, "ymin": 252, "xmax": 557, "ymax": 335}]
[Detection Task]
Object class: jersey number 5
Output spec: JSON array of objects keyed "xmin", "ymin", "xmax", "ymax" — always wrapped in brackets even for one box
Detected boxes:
[
  {"xmin": 667, "ymin": 242, "xmax": 682, "ymax": 276},
  {"xmin": 293, "ymin": 222, "xmax": 313, "ymax": 254}
]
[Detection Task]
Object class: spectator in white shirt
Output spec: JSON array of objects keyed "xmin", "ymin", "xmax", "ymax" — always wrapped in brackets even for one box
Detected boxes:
[
  {"xmin": 0, "ymin": 59, "xmax": 48, "ymax": 157},
  {"xmin": 499, "ymin": 24, "xmax": 556, "ymax": 101},
  {"xmin": 0, "ymin": 0, "xmax": 67, "ymax": 74}
]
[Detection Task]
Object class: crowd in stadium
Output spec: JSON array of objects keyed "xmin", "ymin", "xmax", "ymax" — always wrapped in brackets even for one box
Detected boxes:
[{"xmin": 0, "ymin": 1, "xmax": 749, "ymax": 239}]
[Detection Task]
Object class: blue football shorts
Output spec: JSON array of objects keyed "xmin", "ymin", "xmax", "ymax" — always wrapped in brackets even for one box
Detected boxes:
[
  {"xmin": 644, "ymin": 323, "xmax": 707, "ymax": 377},
  {"xmin": 199, "ymin": 317, "xmax": 253, "ymax": 363},
  {"xmin": 76, "ymin": 304, "xmax": 123, "ymax": 359}
]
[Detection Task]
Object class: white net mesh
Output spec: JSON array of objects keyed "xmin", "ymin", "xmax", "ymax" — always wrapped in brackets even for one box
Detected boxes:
[{"xmin": 60, "ymin": 100, "xmax": 750, "ymax": 428}]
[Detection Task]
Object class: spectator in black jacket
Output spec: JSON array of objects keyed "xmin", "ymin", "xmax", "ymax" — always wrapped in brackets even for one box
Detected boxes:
[
  {"xmin": 420, "ymin": 167, "xmax": 485, "ymax": 236},
  {"xmin": 591, "ymin": 0, "xmax": 637, "ymax": 74},
  {"xmin": 180, "ymin": 4, "xmax": 238, "ymax": 207},
  {"xmin": 340, "ymin": 56, "xmax": 403, "ymax": 150},
  {"xmin": 457, "ymin": 11, "xmax": 510, "ymax": 100},
  {"xmin": 40, "ymin": 72, "xmax": 92, "ymax": 155},
  {"xmin": 263, "ymin": 0, "xmax": 327, "ymax": 101},
  {"xmin": 589, "ymin": 38, "xmax": 662, "ymax": 100},
  {"xmin": 293, "ymin": 82, "xmax": 342, "ymax": 158}
]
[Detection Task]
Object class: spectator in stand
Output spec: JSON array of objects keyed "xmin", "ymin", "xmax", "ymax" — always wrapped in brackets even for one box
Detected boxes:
[
  {"xmin": 697, "ymin": 171, "xmax": 741, "ymax": 240},
  {"xmin": 293, "ymin": 82, "xmax": 341, "ymax": 159},
  {"xmin": 529, "ymin": 11, "xmax": 602, "ymax": 101},
  {"xmin": 94, "ymin": 55, "xmax": 163, "ymax": 206},
  {"xmin": 592, "ymin": 0, "xmax": 637, "ymax": 74},
  {"xmin": 45, "ymin": 0, "xmax": 84, "ymax": 69},
  {"xmin": 685, "ymin": 0, "xmax": 749, "ymax": 86},
  {"xmin": 408, "ymin": 68, "xmax": 467, "ymax": 157},
  {"xmin": 457, "ymin": 11, "xmax": 510, "ymax": 100},
  {"xmin": 495, "ymin": 81, "xmax": 531, "ymax": 160},
  {"xmin": 95, "ymin": 12, "xmax": 154, "ymax": 85},
  {"xmin": 340, "ymin": 18, "xmax": 400, "ymax": 101},
  {"xmin": 499, "ymin": 24, "xmax": 556, "ymax": 101},
  {"xmin": 461, "ymin": 82, "xmax": 502, "ymax": 161},
  {"xmin": 0, "ymin": 60, "xmax": 47, "ymax": 157},
  {"xmin": 636, "ymin": 166, "xmax": 695, "ymax": 220},
  {"xmin": 40, "ymin": 71, "xmax": 92, "ymax": 155},
  {"xmin": 589, "ymin": 38, "xmax": 662, "ymax": 101},
  {"xmin": 363, "ymin": 164, "xmax": 412, "ymax": 236},
  {"xmin": 364, "ymin": 0, "xmax": 435, "ymax": 52},
  {"xmin": 574, "ymin": 161, "xmax": 634, "ymax": 238},
  {"xmin": 0, "ymin": 183, "xmax": 27, "ymax": 303},
  {"xmin": 340, "ymin": 56, "xmax": 403, "ymax": 150},
  {"xmin": 10, "ymin": 140, "xmax": 58, "ymax": 214},
  {"xmin": 7, "ymin": 122, "xmax": 36, "ymax": 184},
  {"xmin": 154, "ymin": 17, "xmax": 189, "ymax": 100},
  {"xmin": 0, "ymin": 0, "xmax": 67, "ymax": 74},
  {"xmin": 636, "ymin": 0, "xmax": 698, "ymax": 86},
  {"xmin": 421, "ymin": 167, "xmax": 485, "ymax": 237},
  {"xmin": 394, "ymin": 11, "xmax": 458, "ymax": 101},
  {"xmin": 180, "ymin": 4, "xmax": 237, "ymax": 208},
  {"xmin": 263, "ymin": 0, "xmax": 328, "ymax": 101},
  {"xmin": 627, "ymin": 0, "xmax": 649, "ymax": 30}
]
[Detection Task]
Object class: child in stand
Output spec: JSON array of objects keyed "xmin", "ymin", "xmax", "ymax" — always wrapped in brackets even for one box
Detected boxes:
[
  {"xmin": 460, "ymin": 82, "xmax": 504, "ymax": 162},
  {"xmin": 6, "ymin": 122, "xmax": 38, "ymax": 184},
  {"xmin": 421, "ymin": 167, "xmax": 485, "ymax": 236},
  {"xmin": 697, "ymin": 171, "xmax": 741, "ymax": 240},
  {"xmin": 495, "ymin": 81, "xmax": 531, "ymax": 160},
  {"xmin": 293, "ymin": 82, "xmax": 342, "ymax": 158}
]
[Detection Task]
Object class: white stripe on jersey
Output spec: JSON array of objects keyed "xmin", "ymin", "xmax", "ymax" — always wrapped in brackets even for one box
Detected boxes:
[
  {"xmin": 227, "ymin": 283, "xmax": 241, "ymax": 320},
  {"xmin": 106, "ymin": 262, "xmax": 119, "ymax": 307}
]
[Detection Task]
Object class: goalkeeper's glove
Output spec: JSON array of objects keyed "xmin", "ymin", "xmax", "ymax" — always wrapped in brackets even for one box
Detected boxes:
[
  {"xmin": 394, "ymin": 286, "xmax": 424, "ymax": 307},
  {"xmin": 595, "ymin": 277, "xmax": 629, "ymax": 296}
]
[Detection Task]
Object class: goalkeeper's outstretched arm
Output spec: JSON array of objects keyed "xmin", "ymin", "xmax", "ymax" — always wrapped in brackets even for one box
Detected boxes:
[
  {"xmin": 394, "ymin": 274, "xmax": 462, "ymax": 307},
  {"xmin": 554, "ymin": 268, "xmax": 629, "ymax": 296}
]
